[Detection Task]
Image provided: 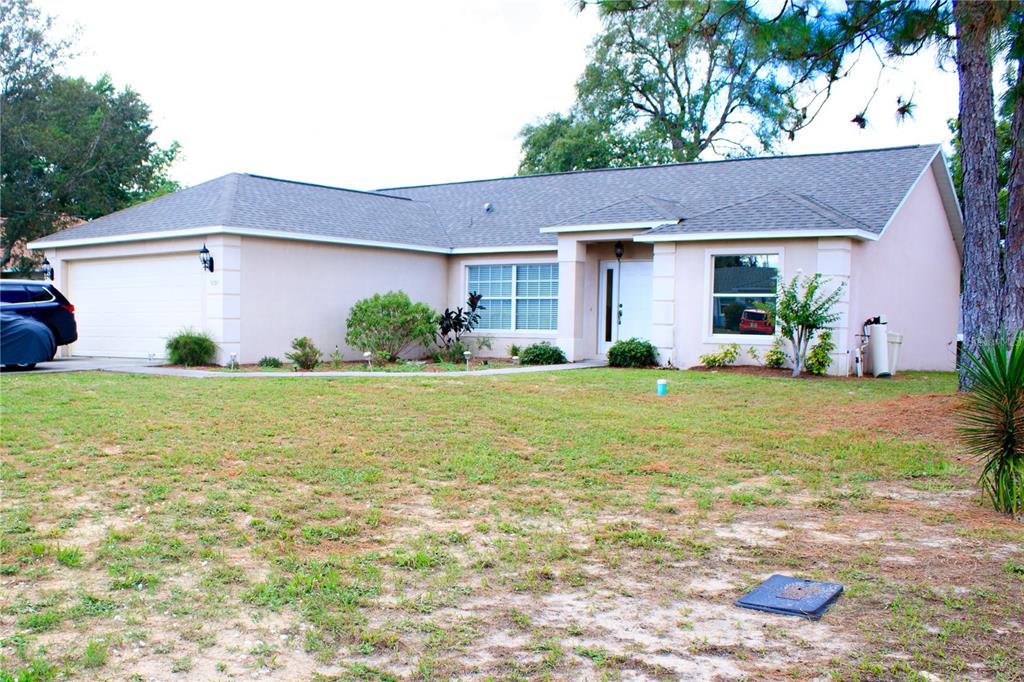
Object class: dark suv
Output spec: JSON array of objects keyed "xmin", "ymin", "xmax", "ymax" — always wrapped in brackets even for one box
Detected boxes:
[{"xmin": 0, "ymin": 280, "xmax": 78, "ymax": 346}]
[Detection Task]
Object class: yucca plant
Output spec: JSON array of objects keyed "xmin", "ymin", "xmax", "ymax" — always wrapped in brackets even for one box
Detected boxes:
[{"xmin": 958, "ymin": 331, "xmax": 1024, "ymax": 518}]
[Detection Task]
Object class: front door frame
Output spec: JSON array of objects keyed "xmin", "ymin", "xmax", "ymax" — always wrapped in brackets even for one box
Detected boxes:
[{"xmin": 597, "ymin": 258, "xmax": 651, "ymax": 353}]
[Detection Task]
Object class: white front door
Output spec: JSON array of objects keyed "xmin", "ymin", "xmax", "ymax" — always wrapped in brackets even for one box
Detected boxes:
[{"xmin": 598, "ymin": 260, "xmax": 653, "ymax": 353}]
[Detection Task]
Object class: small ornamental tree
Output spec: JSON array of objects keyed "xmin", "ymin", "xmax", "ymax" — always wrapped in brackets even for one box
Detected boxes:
[
  {"xmin": 775, "ymin": 273, "xmax": 844, "ymax": 377},
  {"xmin": 436, "ymin": 293, "xmax": 485, "ymax": 360},
  {"xmin": 345, "ymin": 291, "xmax": 437, "ymax": 363}
]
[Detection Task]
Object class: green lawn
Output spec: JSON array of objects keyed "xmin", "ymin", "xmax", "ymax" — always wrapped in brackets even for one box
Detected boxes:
[{"xmin": 1, "ymin": 369, "xmax": 1022, "ymax": 680}]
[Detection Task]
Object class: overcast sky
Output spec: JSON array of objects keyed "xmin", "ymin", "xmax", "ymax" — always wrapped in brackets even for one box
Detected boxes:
[{"xmin": 37, "ymin": 0, "xmax": 960, "ymax": 191}]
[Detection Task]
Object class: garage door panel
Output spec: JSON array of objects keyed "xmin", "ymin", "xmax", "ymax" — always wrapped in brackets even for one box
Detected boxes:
[{"xmin": 70, "ymin": 254, "xmax": 205, "ymax": 358}]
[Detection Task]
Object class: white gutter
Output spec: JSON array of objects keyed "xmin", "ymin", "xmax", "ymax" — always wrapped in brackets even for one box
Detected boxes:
[
  {"xmin": 633, "ymin": 227, "xmax": 880, "ymax": 243},
  {"xmin": 29, "ymin": 225, "xmax": 451, "ymax": 254}
]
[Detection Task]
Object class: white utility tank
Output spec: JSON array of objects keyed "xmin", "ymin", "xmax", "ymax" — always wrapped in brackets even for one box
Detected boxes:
[
  {"xmin": 887, "ymin": 332, "xmax": 903, "ymax": 376},
  {"xmin": 867, "ymin": 322, "xmax": 891, "ymax": 378}
]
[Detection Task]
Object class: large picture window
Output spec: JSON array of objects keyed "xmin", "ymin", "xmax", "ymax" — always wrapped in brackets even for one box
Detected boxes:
[
  {"xmin": 711, "ymin": 254, "xmax": 778, "ymax": 336},
  {"xmin": 468, "ymin": 263, "xmax": 558, "ymax": 331}
]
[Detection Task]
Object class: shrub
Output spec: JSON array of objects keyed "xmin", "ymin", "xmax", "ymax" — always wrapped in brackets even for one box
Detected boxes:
[
  {"xmin": 698, "ymin": 343, "xmax": 740, "ymax": 369},
  {"xmin": 257, "ymin": 356, "xmax": 282, "ymax": 368},
  {"xmin": 434, "ymin": 339, "xmax": 468, "ymax": 364},
  {"xmin": 805, "ymin": 329, "xmax": 835, "ymax": 375},
  {"xmin": 958, "ymin": 331, "xmax": 1024, "ymax": 517},
  {"xmin": 509, "ymin": 344, "xmax": 522, "ymax": 358},
  {"xmin": 286, "ymin": 337, "xmax": 322, "ymax": 371},
  {"xmin": 607, "ymin": 338, "xmax": 657, "ymax": 368},
  {"xmin": 346, "ymin": 291, "xmax": 437, "ymax": 363},
  {"xmin": 437, "ymin": 293, "xmax": 484, "ymax": 354},
  {"xmin": 765, "ymin": 337, "xmax": 787, "ymax": 369},
  {"xmin": 166, "ymin": 329, "xmax": 216, "ymax": 367},
  {"xmin": 519, "ymin": 342, "xmax": 567, "ymax": 366},
  {"xmin": 776, "ymin": 272, "xmax": 844, "ymax": 376}
]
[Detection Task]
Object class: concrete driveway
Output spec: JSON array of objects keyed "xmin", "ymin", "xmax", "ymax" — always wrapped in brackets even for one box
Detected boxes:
[{"xmin": 1, "ymin": 356, "xmax": 159, "ymax": 374}]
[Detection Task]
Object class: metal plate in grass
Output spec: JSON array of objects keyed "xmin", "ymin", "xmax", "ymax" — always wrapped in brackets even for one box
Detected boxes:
[{"xmin": 735, "ymin": 574, "xmax": 843, "ymax": 620}]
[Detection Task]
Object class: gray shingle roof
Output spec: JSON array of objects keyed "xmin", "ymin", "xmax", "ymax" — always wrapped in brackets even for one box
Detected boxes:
[
  {"xmin": 34, "ymin": 145, "xmax": 942, "ymax": 250},
  {"xmin": 554, "ymin": 194, "xmax": 687, "ymax": 226},
  {"xmin": 32, "ymin": 173, "xmax": 450, "ymax": 249},
  {"xmin": 647, "ymin": 190, "xmax": 873, "ymax": 236}
]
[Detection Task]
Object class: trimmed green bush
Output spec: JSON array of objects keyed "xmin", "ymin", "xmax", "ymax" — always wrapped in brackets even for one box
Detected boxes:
[
  {"xmin": 166, "ymin": 329, "xmax": 216, "ymax": 367},
  {"xmin": 805, "ymin": 329, "xmax": 835, "ymax": 375},
  {"xmin": 345, "ymin": 291, "xmax": 437, "ymax": 363},
  {"xmin": 286, "ymin": 337, "xmax": 321, "ymax": 371},
  {"xmin": 519, "ymin": 342, "xmax": 567, "ymax": 366},
  {"xmin": 607, "ymin": 338, "xmax": 658, "ymax": 368},
  {"xmin": 258, "ymin": 356, "xmax": 282, "ymax": 368}
]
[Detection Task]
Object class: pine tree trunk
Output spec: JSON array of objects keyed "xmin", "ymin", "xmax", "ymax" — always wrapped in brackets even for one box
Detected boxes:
[
  {"xmin": 1004, "ymin": 55, "xmax": 1024, "ymax": 335},
  {"xmin": 954, "ymin": 0, "xmax": 1004, "ymax": 389}
]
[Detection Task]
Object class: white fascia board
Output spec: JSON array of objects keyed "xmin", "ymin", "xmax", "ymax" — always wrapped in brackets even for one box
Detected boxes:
[
  {"xmin": 538, "ymin": 221, "xmax": 663, "ymax": 234},
  {"xmin": 450, "ymin": 245, "xmax": 556, "ymax": 254},
  {"xmin": 634, "ymin": 228, "xmax": 880, "ymax": 243},
  {"xmin": 29, "ymin": 225, "xmax": 452, "ymax": 254}
]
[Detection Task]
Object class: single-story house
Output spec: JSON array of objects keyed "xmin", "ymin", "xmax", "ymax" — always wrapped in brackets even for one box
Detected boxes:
[{"xmin": 29, "ymin": 144, "xmax": 962, "ymax": 374}]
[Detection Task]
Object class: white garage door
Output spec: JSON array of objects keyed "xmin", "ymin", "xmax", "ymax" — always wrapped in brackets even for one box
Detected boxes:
[{"xmin": 69, "ymin": 254, "xmax": 204, "ymax": 358}]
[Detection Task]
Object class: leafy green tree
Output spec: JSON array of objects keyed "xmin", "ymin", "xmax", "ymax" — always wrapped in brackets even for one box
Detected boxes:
[
  {"xmin": 517, "ymin": 112, "xmax": 674, "ymax": 175},
  {"xmin": 775, "ymin": 273, "xmax": 844, "ymax": 377},
  {"xmin": 0, "ymin": 0, "xmax": 180, "ymax": 268}
]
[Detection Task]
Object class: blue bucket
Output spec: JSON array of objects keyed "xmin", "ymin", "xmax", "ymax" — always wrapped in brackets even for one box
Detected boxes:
[{"xmin": 657, "ymin": 379, "xmax": 668, "ymax": 397}]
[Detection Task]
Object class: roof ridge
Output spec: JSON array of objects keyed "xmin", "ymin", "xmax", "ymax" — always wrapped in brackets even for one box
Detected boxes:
[
  {"xmin": 243, "ymin": 173, "xmax": 414, "ymax": 201},
  {"xmin": 377, "ymin": 144, "xmax": 941, "ymax": 191},
  {"xmin": 216, "ymin": 173, "xmax": 242, "ymax": 226},
  {"xmin": 683, "ymin": 191, "xmax": 778, "ymax": 220},
  {"xmin": 787, "ymin": 192, "xmax": 872, "ymax": 229}
]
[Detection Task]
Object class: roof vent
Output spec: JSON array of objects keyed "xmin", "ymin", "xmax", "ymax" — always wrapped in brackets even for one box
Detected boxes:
[{"xmin": 483, "ymin": 202, "xmax": 494, "ymax": 213}]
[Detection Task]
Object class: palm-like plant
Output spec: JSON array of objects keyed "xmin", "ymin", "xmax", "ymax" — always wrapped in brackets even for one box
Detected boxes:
[{"xmin": 958, "ymin": 331, "xmax": 1024, "ymax": 518}]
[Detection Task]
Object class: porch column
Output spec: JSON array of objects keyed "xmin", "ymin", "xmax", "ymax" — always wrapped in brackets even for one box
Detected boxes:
[
  {"xmin": 816, "ymin": 238, "xmax": 852, "ymax": 376},
  {"xmin": 557, "ymin": 237, "xmax": 586, "ymax": 361},
  {"xmin": 650, "ymin": 243, "xmax": 677, "ymax": 366},
  {"xmin": 203, "ymin": 235, "xmax": 242, "ymax": 365}
]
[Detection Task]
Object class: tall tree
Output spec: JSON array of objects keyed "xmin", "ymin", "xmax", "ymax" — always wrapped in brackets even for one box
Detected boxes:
[
  {"xmin": 518, "ymin": 0, "xmax": 843, "ymax": 173},
  {"xmin": 517, "ymin": 112, "xmax": 675, "ymax": 175},
  {"xmin": 953, "ymin": 0, "xmax": 1007, "ymax": 381},
  {"xmin": 0, "ymin": 0, "xmax": 180, "ymax": 269},
  {"xmin": 1003, "ymin": 9, "xmax": 1024, "ymax": 335}
]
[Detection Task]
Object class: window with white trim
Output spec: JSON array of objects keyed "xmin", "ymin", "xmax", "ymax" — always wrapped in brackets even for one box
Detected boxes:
[
  {"xmin": 468, "ymin": 263, "xmax": 558, "ymax": 331},
  {"xmin": 710, "ymin": 254, "xmax": 778, "ymax": 336}
]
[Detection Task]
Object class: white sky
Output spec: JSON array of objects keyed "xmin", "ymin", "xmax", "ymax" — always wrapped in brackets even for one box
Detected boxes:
[{"xmin": 37, "ymin": 0, "xmax": 961, "ymax": 191}]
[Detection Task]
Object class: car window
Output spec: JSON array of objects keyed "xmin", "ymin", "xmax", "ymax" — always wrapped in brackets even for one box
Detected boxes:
[
  {"xmin": 25, "ymin": 287, "xmax": 54, "ymax": 303},
  {"xmin": 0, "ymin": 285, "xmax": 30, "ymax": 304}
]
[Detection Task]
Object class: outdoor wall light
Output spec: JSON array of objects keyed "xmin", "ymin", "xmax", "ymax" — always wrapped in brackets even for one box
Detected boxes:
[
  {"xmin": 199, "ymin": 244, "xmax": 215, "ymax": 272},
  {"xmin": 614, "ymin": 240, "xmax": 624, "ymax": 260},
  {"xmin": 40, "ymin": 257, "xmax": 53, "ymax": 280}
]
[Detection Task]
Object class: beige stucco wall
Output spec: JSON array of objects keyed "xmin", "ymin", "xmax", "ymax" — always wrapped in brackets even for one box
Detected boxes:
[
  {"xmin": 850, "ymin": 167, "xmax": 961, "ymax": 371},
  {"xmin": 239, "ymin": 237, "xmax": 447, "ymax": 363},
  {"xmin": 447, "ymin": 251, "xmax": 559, "ymax": 357}
]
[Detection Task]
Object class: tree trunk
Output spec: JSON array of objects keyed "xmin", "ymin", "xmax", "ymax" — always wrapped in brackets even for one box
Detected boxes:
[
  {"xmin": 1004, "ymin": 54, "xmax": 1024, "ymax": 334},
  {"xmin": 954, "ymin": 0, "xmax": 1004, "ymax": 389}
]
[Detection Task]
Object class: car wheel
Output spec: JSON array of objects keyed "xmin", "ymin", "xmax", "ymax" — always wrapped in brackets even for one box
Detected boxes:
[{"xmin": 15, "ymin": 363, "xmax": 37, "ymax": 370}]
